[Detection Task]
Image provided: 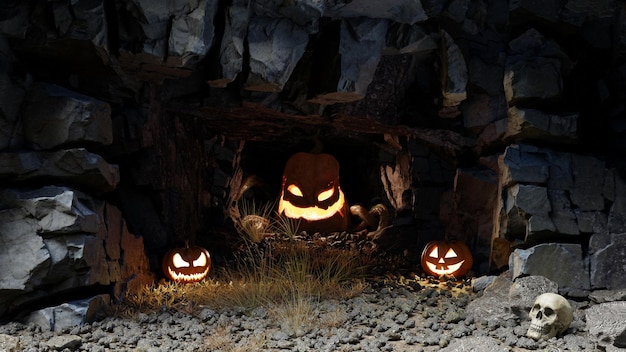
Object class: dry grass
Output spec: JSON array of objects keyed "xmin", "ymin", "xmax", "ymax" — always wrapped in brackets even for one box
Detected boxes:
[{"xmin": 118, "ymin": 240, "xmax": 369, "ymax": 324}]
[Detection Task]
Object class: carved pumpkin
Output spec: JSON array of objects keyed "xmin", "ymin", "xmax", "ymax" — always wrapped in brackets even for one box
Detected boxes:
[
  {"xmin": 420, "ymin": 240, "xmax": 473, "ymax": 278},
  {"xmin": 162, "ymin": 244, "xmax": 211, "ymax": 283},
  {"xmin": 277, "ymin": 152, "xmax": 349, "ymax": 233}
]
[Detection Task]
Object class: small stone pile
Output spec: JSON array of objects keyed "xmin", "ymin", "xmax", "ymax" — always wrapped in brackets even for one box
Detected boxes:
[{"xmin": 1, "ymin": 274, "xmax": 624, "ymax": 352}]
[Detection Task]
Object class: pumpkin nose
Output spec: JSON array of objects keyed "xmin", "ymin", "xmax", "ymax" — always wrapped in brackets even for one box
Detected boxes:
[{"xmin": 438, "ymin": 258, "xmax": 445, "ymax": 264}]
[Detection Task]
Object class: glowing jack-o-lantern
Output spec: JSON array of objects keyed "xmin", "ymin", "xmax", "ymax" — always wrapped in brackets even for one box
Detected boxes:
[
  {"xmin": 162, "ymin": 244, "xmax": 211, "ymax": 283},
  {"xmin": 277, "ymin": 152, "xmax": 349, "ymax": 233},
  {"xmin": 420, "ymin": 240, "xmax": 473, "ymax": 278}
]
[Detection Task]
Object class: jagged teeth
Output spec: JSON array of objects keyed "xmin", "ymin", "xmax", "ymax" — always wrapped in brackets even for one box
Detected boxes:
[{"xmin": 168, "ymin": 268, "xmax": 209, "ymax": 283}]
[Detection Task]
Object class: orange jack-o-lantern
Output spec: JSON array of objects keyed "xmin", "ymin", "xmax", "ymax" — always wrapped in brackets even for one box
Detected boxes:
[
  {"xmin": 420, "ymin": 240, "xmax": 473, "ymax": 278},
  {"xmin": 162, "ymin": 244, "xmax": 211, "ymax": 283},
  {"xmin": 277, "ymin": 152, "xmax": 349, "ymax": 233}
]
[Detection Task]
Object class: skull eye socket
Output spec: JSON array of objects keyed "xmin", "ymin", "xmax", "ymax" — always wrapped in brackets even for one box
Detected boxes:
[
  {"xmin": 532, "ymin": 304, "xmax": 541, "ymax": 311},
  {"xmin": 444, "ymin": 248, "xmax": 458, "ymax": 258},
  {"xmin": 544, "ymin": 308, "xmax": 555, "ymax": 317},
  {"xmin": 172, "ymin": 253, "xmax": 190, "ymax": 268},
  {"xmin": 192, "ymin": 253, "xmax": 207, "ymax": 267},
  {"xmin": 287, "ymin": 184, "xmax": 303, "ymax": 197}
]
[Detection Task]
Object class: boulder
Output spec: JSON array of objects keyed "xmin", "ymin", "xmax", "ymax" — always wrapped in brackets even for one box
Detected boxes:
[
  {"xmin": 208, "ymin": 0, "xmax": 249, "ymax": 87},
  {"xmin": 494, "ymin": 145, "xmax": 619, "ymax": 241},
  {"xmin": 308, "ymin": 18, "xmax": 388, "ymax": 104},
  {"xmin": 22, "ymin": 83, "xmax": 112, "ymax": 150},
  {"xmin": 245, "ymin": 17, "xmax": 309, "ymax": 92},
  {"xmin": 503, "ymin": 28, "xmax": 572, "ymax": 107},
  {"xmin": 589, "ymin": 233, "xmax": 626, "ymax": 290},
  {"xmin": 0, "ymin": 187, "xmax": 154, "ymax": 320},
  {"xmin": 508, "ymin": 275, "xmax": 560, "ymax": 319},
  {"xmin": 585, "ymin": 301, "xmax": 626, "ymax": 350},
  {"xmin": 510, "ymin": 243, "xmax": 590, "ymax": 297},
  {"xmin": 168, "ymin": 0, "xmax": 218, "ymax": 65},
  {"xmin": 24, "ymin": 295, "xmax": 110, "ymax": 333},
  {"xmin": 504, "ymin": 107, "xmax": 578, "ymax": 143},
  {"xmin": 0, "ymin": 148, "xmax": 120, "ymax": 193}
]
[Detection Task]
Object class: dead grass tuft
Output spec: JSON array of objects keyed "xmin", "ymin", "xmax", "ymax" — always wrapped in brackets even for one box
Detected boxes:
[{"xmin": 117, "ymin": 240, "xmax": 370, "ymax": 326}]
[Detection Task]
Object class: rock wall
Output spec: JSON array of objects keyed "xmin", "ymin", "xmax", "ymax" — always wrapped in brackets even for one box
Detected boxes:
[{"xmin": 1, "ymin": 0, "xmax": 626, "ymax": 327}]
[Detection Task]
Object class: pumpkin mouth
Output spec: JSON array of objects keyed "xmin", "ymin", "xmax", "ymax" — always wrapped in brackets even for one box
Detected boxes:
[
  {"xmin": 425, "ymin": 260, "xmax": 465, "ymax": 276},
  {"xmin": 166, "ymin": 267, "xmax": 210, "ymax": 283},
  {"xmin": 279, "ymin": 189, "xmax": 346, "ymax": 221}
]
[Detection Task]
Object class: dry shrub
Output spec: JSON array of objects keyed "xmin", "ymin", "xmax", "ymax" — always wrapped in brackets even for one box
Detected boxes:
[{"xmin": 119, "ymin": 240, "xmax": 369, "ymax": 321}]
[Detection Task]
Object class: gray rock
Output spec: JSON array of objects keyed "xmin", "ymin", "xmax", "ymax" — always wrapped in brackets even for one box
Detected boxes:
[
  {"xmin": 245, "ymin": 17, "xmax": 309, "ymax": 92},
  {"xmin": 504, "ymin": 107, "xmax": 578, "ymax": 143},
  {"xmin": 440, "ymin": 30, "xmax": 468, "ymax": 111},
  {"xmin": 53, "ymin": 0, "xmax": 108, "ymax": 48},
  {"xmin": 0, "ymin": 148, "xmax": 120, "ymax": 193},
  {"xmin": 26, "ymin": 295, "xmax": 109, "ymax": 333},
  {"xmin": 168, "ymin": 0, "xmax": 218, "ymax": 65},
  {"xmin": 22, "ymin": 83, "xmax": 112, "ymax": 150},
  {"xmin": 499, "ymin": 145, "xmax": 550, "ymax": 187},
  {"xmin": 589, "ymin": 289, "xmax": 626, "ymax": 303},
  {"xmin": 570, "ymin": 154, "xmax": 605, "ymax": 211},
  {"xmin": 0, "ymin": 41, "xmax": 28, "ymax": 151},
  {"xmin": 466, "ymin": 276, "xmax": 517, "ymax": 325},
  {"xmin": 0, "ymin": 333, "xmax": 20, "ymax": 351},
  {"xmin": 44, "ymin": 334, "xmax": 82, "ymax": 350},
  {"xmin": 608, "ymin": 175, "xmax": 626, "ymax": 233},
  {"xmin": 209, "ymin": 0, "xmax": 249, "ymax": 87},
  {"xmin": 585, "ymin": 301, "xmax": 626, "ymax": 350},
  {"xmin": 504, "ymin": 59, "xmax": 562, "ymax": 106},
  {"xmin": 508, "ymin": 275, "xmax": 559, "ymax": 320},
  {"xmin": 472, "ymin": 275, "xmax": 496, "ymax": 292},
  {"xmin": 439, "ymin": 335, "xmax": 510, "ymax": 352},
  {"xmin": 589, "ymin": 233, "xmax": 626, "ymax": 290},
  {"xmin": 310, "ymin": 18, "xmax": 388, "ymax": 104},
  {"xmin": 504, "ymin": 28, "xmax": 572, "ymax": 106},
  {"xmin": 323, "ymin": 0, "xmax": 428, "ymax": 25},
  {"xmin": 510, "ymin": 243, "xmax": 590, "ymax": 297}
]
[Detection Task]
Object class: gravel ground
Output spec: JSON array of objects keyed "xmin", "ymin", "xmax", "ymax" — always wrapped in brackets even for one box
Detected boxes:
[{"xmin": 0, "ymin": 278, "xmax": 603, "ymax": 352}]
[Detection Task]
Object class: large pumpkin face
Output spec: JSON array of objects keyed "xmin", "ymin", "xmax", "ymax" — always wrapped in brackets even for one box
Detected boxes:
[
  {"xmin": 277, "ymin": 152, "xmax": 349, "ymax": 233},
  {"xmin": 162, "ymin": 245, "xmax": 211, "ymax": 283},
  {"xmin": 421, "ymin": 240, "xmax": 473, "ymax": 278}
]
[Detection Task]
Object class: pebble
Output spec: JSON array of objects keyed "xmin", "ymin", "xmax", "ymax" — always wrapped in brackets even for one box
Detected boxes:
[{"xmin": 0, "ymin": 284, "xmax": 603, "ymax": 351}]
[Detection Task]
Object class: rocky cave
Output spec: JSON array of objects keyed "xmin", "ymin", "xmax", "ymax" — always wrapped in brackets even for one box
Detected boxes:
[{"xmin": 1, "ymin": 0, "xmax": 626, "ymax": 346}]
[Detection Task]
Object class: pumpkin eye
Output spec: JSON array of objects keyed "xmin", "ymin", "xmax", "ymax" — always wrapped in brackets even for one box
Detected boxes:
[
  {"xmin": 444, "ymin": 248, "xmax": 458, "ymax": 258},
  {"xmin": 192, "ymin": 253, "xmax": 207, "ymax": 267},
  {"xmin": 287, "ymin": 184, "xmax": 303, "ymax": 197},
  {"xmin": 317, "ymin": 188, "xmax": 335, "ymax": 202},
  {"xmin": 428, "ymin": 247, "xmax": 439, "ymax": 258},
  {"xmin": 172, "ymin": 253, "xmax": 190, "ymax": 268}
]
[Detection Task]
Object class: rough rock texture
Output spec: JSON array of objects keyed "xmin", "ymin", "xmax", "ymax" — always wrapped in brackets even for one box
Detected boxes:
[
  {"xmin": 22, "ymin": 83, "xmax": 113, "ymax": 150},
  {"xmin": 0, "ymin": 186, "xmax": 154, "ymax": 320},
  {"xmin": 0, "ymin": 0, "xmax": 625, "ymax": 330},
  {"xmin": 509, "ymin": 244, "xmax": 591, "ymax": 297},
  {"xmin": 589, "ymin": 233, "xmax": 626, "ymax": 290},
  {"xmin": 0, "ymin": 149, "xmax": 120, "ymax": 193}
]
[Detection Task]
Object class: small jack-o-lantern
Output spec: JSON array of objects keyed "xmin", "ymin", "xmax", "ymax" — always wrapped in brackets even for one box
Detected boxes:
[
  {"xmin": 277, "ymin": 152, "xmax": 349, "ymax": 233},
  {"xmin": 162, "ymin": 244, "xmax": 211, "ymax": 283},
  {"xmin": 420, "ymin": 240, "xmax": 473, "ymax": 278}
]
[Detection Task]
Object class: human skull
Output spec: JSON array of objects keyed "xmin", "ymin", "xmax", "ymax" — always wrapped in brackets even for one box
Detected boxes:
[{"xmin": 527, "ymin": 292, "xmax": 573, "ymax": 340}]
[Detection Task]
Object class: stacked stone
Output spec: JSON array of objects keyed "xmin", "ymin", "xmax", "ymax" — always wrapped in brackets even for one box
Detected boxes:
[{"xmin": 0, "ymin": 57, "xmax": 154, "ymax": 327}]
